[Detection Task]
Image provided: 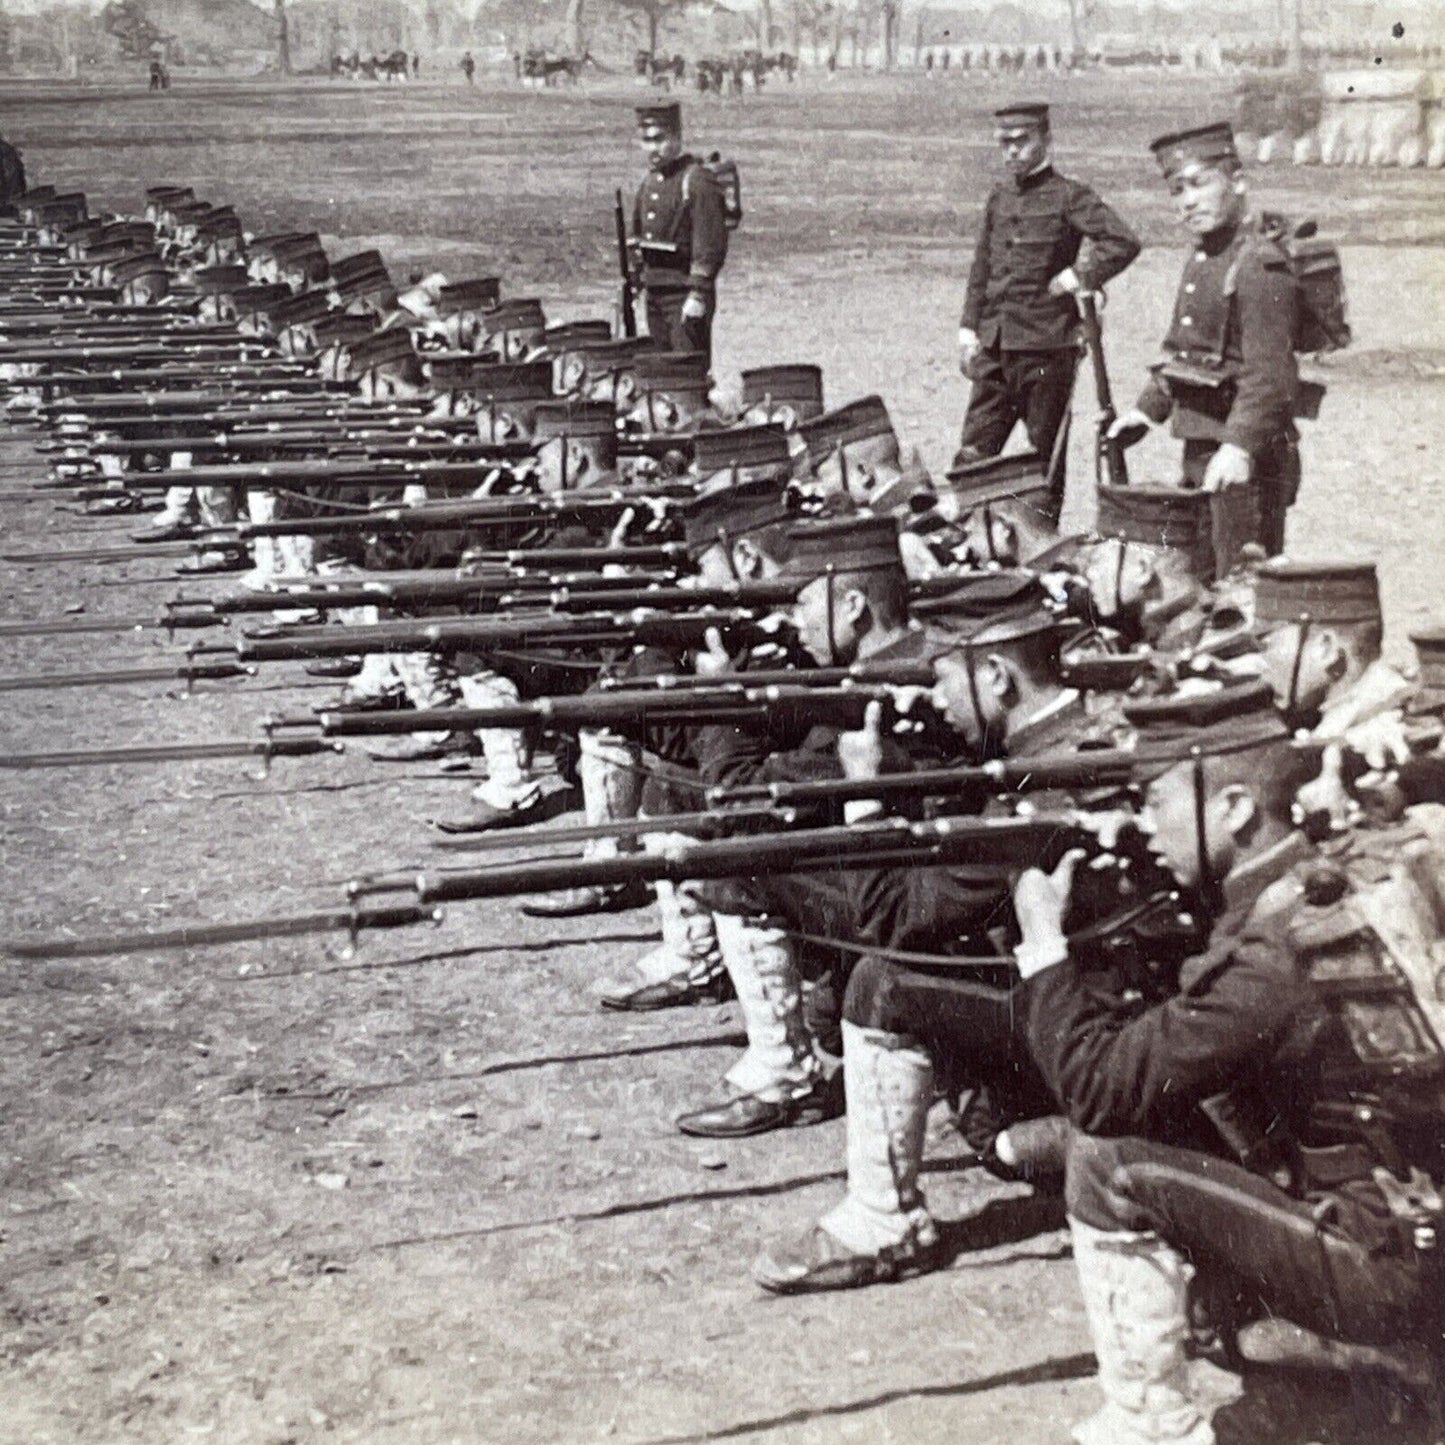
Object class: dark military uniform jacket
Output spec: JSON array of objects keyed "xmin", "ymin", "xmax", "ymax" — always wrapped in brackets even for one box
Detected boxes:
[
  {"xmin": 0, "ymin": 140, "xmax": 24, "ymax": 207},
  {"xmin": 961, "ymin": 166, "xmax": 1140, "ymax": 352},
  {"xmin": 1023, "ymin": 832, "xmax": 1445, "ymax": 1253},
  {"xmin": 633, "ymin": 154, "xmax": 729, "ymax": 299},
  {"xmin": 1137, "ymin": 215, "xmax": 1300, "ymax": 455}
]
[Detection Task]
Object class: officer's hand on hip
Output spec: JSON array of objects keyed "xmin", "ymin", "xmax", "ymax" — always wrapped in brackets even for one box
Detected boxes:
[
  {"xmin": 1106, "ymin": 408, "xmax": 1153, "ymax": 449},
  {"xmin": 1202, "ymin": 442, "xmax": 1252, "ymax": 491},
  {"xmin": 1047, "ymin": 266, "xmax": 1082, "ymax": 298},
  {"xmin": 958, "ymin": 326, "xmax": 981, "ymax": 375},
  {"xmin": 681, "ymin": 292, "xmax": 708, "ymax": 321}
]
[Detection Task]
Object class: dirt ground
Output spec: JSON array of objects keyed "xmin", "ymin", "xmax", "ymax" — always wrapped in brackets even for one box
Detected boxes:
[{"xmin": 2, "ymin": 72, "xmax": 1444, "ymax": 1445}]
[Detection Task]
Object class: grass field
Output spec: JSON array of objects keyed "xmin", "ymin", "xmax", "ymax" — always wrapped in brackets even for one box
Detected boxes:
[{"xmin": 2, "ymin": 73, "xmax": 1444, "ymax": 1445}]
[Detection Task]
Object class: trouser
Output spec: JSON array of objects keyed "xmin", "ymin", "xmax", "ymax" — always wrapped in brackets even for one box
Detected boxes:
[
  {"xmin": 245, "ymin": 489, "xmax": 316, "ymax": 586},
  {"xmin": 1065, "ymin": 1133, "xmax": 1438, "ymax": 1349},
  {"xmin": 1181, "ymin": 434, "xmax": 1298, "ymax": 573},
  {"xmin": 645, "ymin": 288, "xmax": 715, "ymax": 363},
  {"xmin": 958, "ymin": 346, "xmax": 1078, "ymax": 524},
  {"xmin": 458, "ymin": 667, "xmax": 541, "ymax": 812},
  {"xmin": 710, "ymin": 865, "xmax": 860, "ymax": 1061},
  {"xmin": 844, "ymin": 953, "xmax": 1056, "ymax": 1121}
]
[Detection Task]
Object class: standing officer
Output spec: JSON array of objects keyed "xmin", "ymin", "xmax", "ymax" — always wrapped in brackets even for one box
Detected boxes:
[
  {"xmin": 0, "ymin": 131, "xmax": 25, "ymax": 211},
  {"xmin": 632, "ymin": 101, "xmax": 729, "ymax": 363},
  {"xmin": 957, "ymin": 102, "xmax": 1140, "ymax": 522},
  {"xmin": 1109, "ymin": 123, "xmax": 1302, "ymax": 570}
]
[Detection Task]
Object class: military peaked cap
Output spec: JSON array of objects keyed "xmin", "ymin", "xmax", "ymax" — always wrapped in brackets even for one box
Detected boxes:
[
  {"xmin": 691, "ymin": 423, "xmax": 793, "ymax": 480},
  {"xmin": 1095, "ymin": 483, "xmax": 1212, "ymax": 549},
  {"xmin": 636, "ymin": 101, "xmax": 682, "ymax": 132},
  {"xmin": 195, "ymin": 207, "xmax": 243, "ymax": 240},
  {"xmin": 467, "ymin": 360, "xmax": 555, "ymax": 401},
  {"xmin": 312, "ymin": 312, "xmax": 377, "ymax": 348},
  {"xmin": 145, "ymin": 185, "xmax": 193, "ymax": 204},
  {"xmin": 1123, "ymin": 678, "xmax": 1291, "ymax": 773},
  {"xmin": 943, "ymin": 450, "xmax": 1053, "ymax": 510},
  {"xmin": 483, "ymin": 297, "xmax": 547, "ymax": 332},
  {"xmin": 633, "ymin": 350, "xmax": 711, "ymax": 392},
  {"xmin": 576, "ymin": 336, "xmax": 650, "ymax": 381},
  {"xmin": 437, "ymin": 278, "xmax": 502, "ymax": 316},
  {"xmin": 682, "ymin": 475, "xmax": 798, "ymax": 558},
  {"xmin": 740, "ymin": 364, "xmax": 825, "ymax": 419},
  {"xmin": 1253, "ymin": 559, "xmax": 1380, "ymax": 628},
  {"xmin": 39, "ymin": 192, "xmax": 87, "ymax": 221},
  {"xmin": 345, "ymin": 325, "xmax": 418, "ymax": 374},
  {"xmin": 190, "ymin": 264, "xmax": 250, "ymax": 296},
  {"xmin": 545, "ymin": 319, "xmax": 615, "ymax": 348},
  {"xmin": 1150, "ymin": 122, "xmax": 1240, "ymax": 178},
  {"xmin": 781, "ymin": 513, "xmax": 903, "ymax": 583},
  {"xmin": 911, "ymin": 569, "xmax": 1045, "ymax": 628},
  {"xmin": 110, "ymin": 252, "xmax": 168, "ymax": 284},
  {"xmin": 330, "ymin": 250, "xmax": 394, "ymax": 299},
  {"xmin": 232, "ymin": 283, "xmax": 293, "ymax": 316},
  {"xmin": 269, "ymin": 288, "xmax": 334, "ymax": 329},
  {"xmin": 532, "ymin": 398, "xmax": 618, "ymax": 444},
  {"xmin": 799, "ymin": 395, "xmax": 895, "ymax": 465},
  {"xmin": 1409, "ymin": 626, "xmax": 1445, "ymax": 707},
  {"xmin": 994, "ymin": 101, "xmax": 1050, "ymax": 129}
]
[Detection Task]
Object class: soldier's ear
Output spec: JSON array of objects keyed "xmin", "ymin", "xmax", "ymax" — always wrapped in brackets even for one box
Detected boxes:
[
  {"xmin": 1219, "ymin": 784, "xmax": 1260, "ymax": 846},
  {"xmin": 981, "ymin": 654, "xmax": 1017, "ymax": 705},
  {"xmin": 1308, "ymin": 626, "xmax": 1347, "ymax": 682}
]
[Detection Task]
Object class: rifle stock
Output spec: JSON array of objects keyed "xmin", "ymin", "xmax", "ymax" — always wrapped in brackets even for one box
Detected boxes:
[{"xmin": 1078, "ymin": 294, "xmax": 1130, "ymax": 489}]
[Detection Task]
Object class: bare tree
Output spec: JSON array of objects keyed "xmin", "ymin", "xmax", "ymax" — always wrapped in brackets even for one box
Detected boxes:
[
  {"xmin": 565, "ymin": 0, "xmax": 585, "ymax": 56},
  {"xmin": 1064, "ymin": 0, "xmax": 1097, "ymax": 56},
  {"xmin": 612, "ymin": 0, "xmax": 696, "ymax": 62},
  {"xmin": 275, "ymin": 0, "xmax": 291, "ymax": 73},
  {"xmin": 880, "ymin": 0, "xmax": 897, "ymax": 67}
]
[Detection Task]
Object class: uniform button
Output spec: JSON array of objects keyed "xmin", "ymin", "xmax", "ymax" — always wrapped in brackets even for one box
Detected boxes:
[
  {"xmin": 1181, "ymin": 316, "xmax": 1193, "ymax": 327},
  {"xmin": 646, "ymin": 210, "xmax": 655, "ymax": 219},
  {"xmin": 1195, "ymin": 250, "xmax": 1207, "ymax": 261},
  {"xmin": 1184, "ymin": 283, "xmax": 1196, "ymax": 294}
]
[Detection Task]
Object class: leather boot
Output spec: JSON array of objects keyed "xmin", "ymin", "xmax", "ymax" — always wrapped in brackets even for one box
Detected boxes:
[
  {"xmin": 753, "ymin": 1020, "xmax": 940, "ymax": 1294},
  {"xmin": 1069, "ymin": 1219, "xmax": 1217, "ymax": 1445},
  {"xmin": 598, "ymin": 844, "xmax": 725, "ymax": 1011},
  {"xmin": 675, "ymin": 912, "xmax": 826, "ymax": 1138}
]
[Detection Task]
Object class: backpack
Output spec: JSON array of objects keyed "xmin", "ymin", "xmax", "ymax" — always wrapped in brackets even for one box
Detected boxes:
[
  {"xmin": 685, "ymin": 153, "xmax": 743, "ymax": 231},
  {"xmin": 1236, "ymin": 212, "xmax": 1352, "ymax": 355}
]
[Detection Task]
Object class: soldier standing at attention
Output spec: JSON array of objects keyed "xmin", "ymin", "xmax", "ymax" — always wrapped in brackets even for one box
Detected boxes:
[
  {"xmin": 957, "ymin": 102, "xmax": 1140, "ymax": 522},
  {"xmin": 0, "ymin": 131, "xmax": 25, "ymax": 211},
  {"xmin": 1110, "ymin": 123, "xmax": 1303, "ymax": 568},
  {"xmin": 632, "ymin": 102, "xmax": 729, "ymax": 364}
]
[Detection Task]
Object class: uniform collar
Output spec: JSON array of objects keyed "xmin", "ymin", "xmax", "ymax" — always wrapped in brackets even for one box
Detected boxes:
[
  {"xmin": 651, "ymin": 152, "xmax": 692, "ymax": 179},
  {"xmin": 1014, "ymin": 163, "xmax": 1055, "ymax": 192},
  {"xmin": 1220, "ymin": 830, "xmax": 1313, "ymax": 917}
]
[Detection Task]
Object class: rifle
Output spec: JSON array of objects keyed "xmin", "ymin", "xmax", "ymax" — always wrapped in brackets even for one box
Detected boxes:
[
  {"xmin": 2, "ymin": 814, "xmax": 1116, "ymax": 959},
  {"xmin": 233, "ymin": 607, "xmax": 772, "ymax": 662},
  {"xmin": 314, "ymin": 681, "xmax": 923, "ymax": 739},
  {"xmin": 1078, "ymin": 293, "xmax": 1130, "ymax": 489},
  {"xmin": 614, "ymin": 189, "xmax": 637, "ymax": 339}
]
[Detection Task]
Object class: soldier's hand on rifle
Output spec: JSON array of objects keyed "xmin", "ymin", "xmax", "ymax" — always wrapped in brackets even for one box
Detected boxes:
[
  {"xmin": 1201, "ymin": 442, "xmax": 1251, "ymax": 491},
  {"xmin": 1047, "ymin": 266, "xmax": 1082, "ymax": 298},
  {"xmin": 1011, "ymin": 848, "xmax": 1086, "ymax": 979},
  {"xmin": 608, "ymin": 507, "xmax": 637, "ymax": 550},
  {"xmin": 1293, "ymin": 744, "xmax": 1358, "ymax": 837},
  {"xmin": 1343, "ymin": 711, "xmax": 1412, "ymax": 773},
  {"xmin": 693, "ymin": 626, "xmax": 733, "ymax": 678},
  {"xmin": 1106, "ymin": 408, "xmax": 1153, "ymax": 449},
  {"xmin": 837, "ymin": 699, "xmax": 885, "ymax": 782},
  {"xmin": 681, "ymin": 292, "xmax": 708, "ymax": 321}
]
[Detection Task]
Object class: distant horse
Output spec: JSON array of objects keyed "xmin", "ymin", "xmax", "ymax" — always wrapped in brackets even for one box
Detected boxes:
[
  {"xmin": 526, "ymin": 49, "xmax": 591, "ymax": 86},
  {"xmin": 378, "ymin": 49, "xmax": 410, "ymax": 81},
  {"xmin": 635, "ymin": 50, "xmax": 682, "ymax": 88}
]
